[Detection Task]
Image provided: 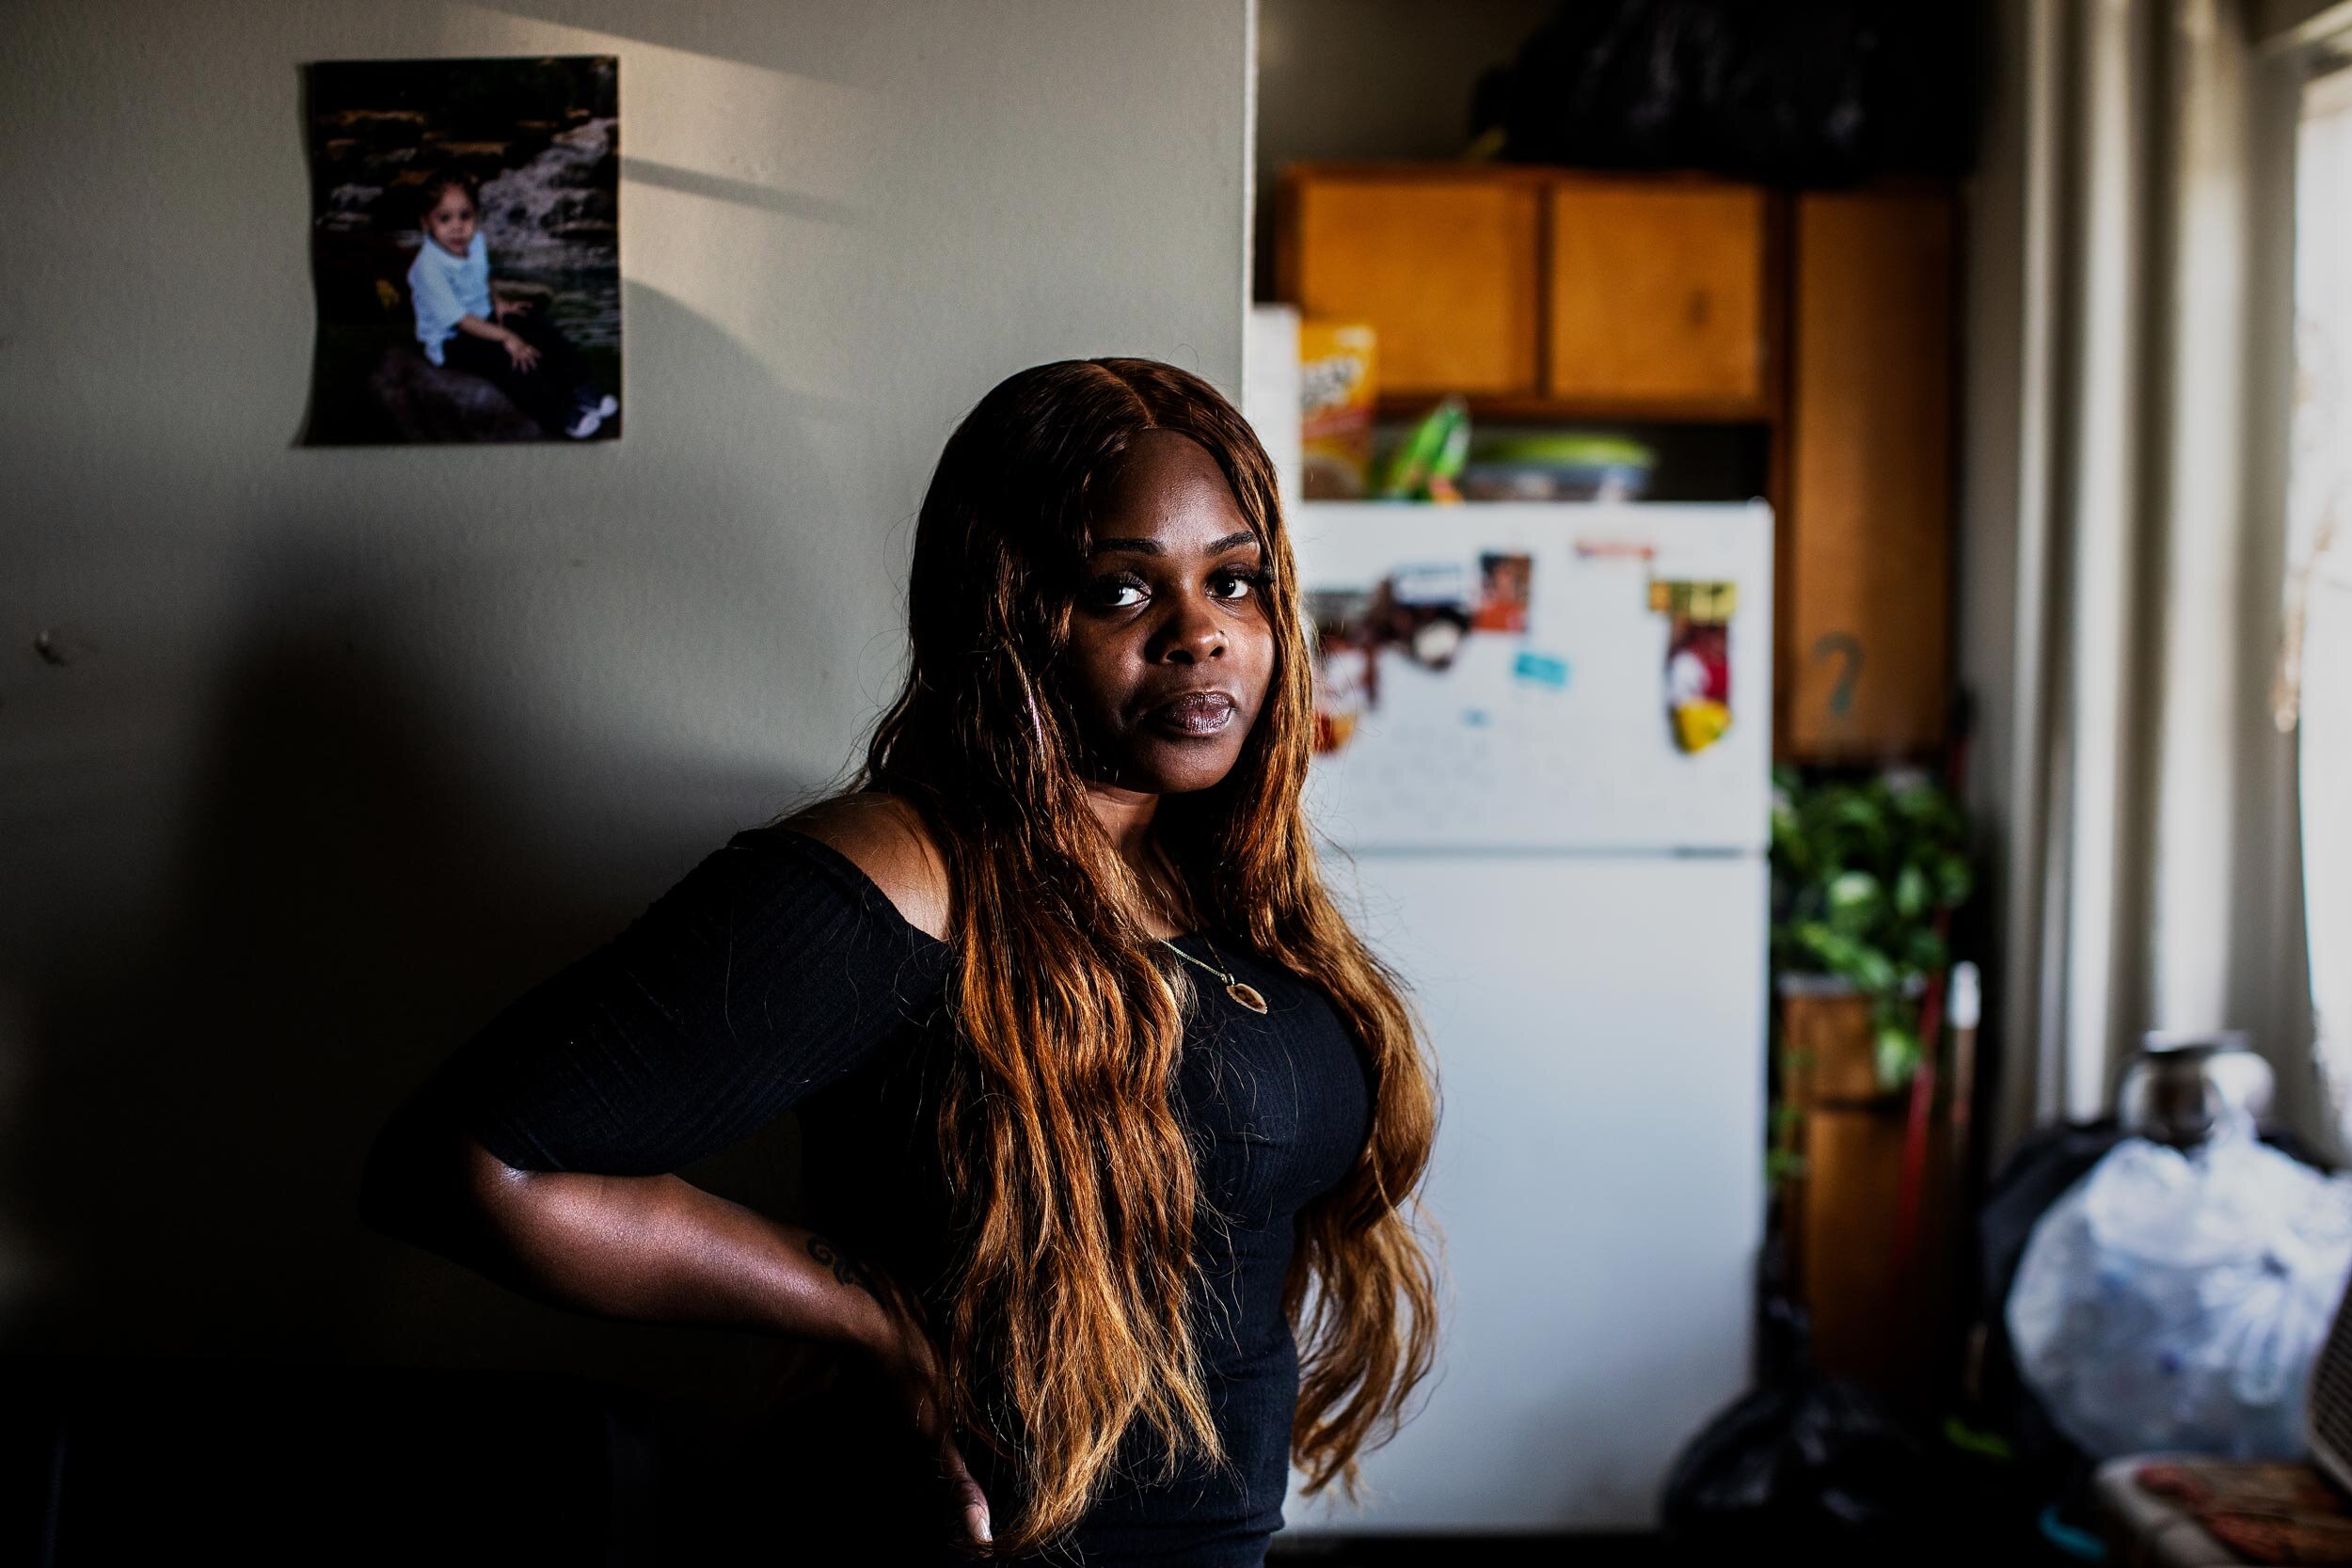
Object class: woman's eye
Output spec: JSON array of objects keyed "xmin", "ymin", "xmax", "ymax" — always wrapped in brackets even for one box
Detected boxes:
[
  {"xmin": 1087, "ymin": 576, "xmax": 1149, "ymax": 610},
  {"xmin": 1083, "ymin": 565, "xmax": 1262, "ymax": 610}
]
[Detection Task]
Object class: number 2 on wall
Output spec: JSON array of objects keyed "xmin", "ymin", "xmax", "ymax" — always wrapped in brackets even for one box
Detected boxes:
[{"xmin": 1812, "ymin": 633, "xmax": 1863, "ymax": 719}]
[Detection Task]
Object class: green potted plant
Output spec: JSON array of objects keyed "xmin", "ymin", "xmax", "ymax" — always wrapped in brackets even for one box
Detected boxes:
[
  {"xmin": 1769, "ymin": 764, "xmax": 1975, "ymax": 1105},
  {"xmin": 1766, "ymin": 764, "xmax": 1976, "ymax": 1392}
]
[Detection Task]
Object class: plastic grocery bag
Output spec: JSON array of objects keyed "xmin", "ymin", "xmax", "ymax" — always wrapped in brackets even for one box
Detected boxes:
[{"xmin": 2006, "ymin": 1134, "xmax": 2352, "ymax": 1459}]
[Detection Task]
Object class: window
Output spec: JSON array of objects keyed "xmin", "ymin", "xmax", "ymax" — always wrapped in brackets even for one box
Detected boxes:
[{"xmin": 2290, "ymin": 56, "xmax": 2352, "ymax": 1142}]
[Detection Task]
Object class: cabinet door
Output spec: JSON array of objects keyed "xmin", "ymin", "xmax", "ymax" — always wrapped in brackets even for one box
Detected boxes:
[
  {"xmin": 1546, "ymin": 183, "xmax": 1767, "ymax": 411},
  {"xmin": 1798, "ymin": 1104, "xmax": 1954, "ymax": 1402},
  {"xmin": 1290, "ymin": 176, "xmax": 1542, "ymax": 397},
  {"xmin": 1784, "ymin": 190, "xmax": 1955, "ymax": 761}
]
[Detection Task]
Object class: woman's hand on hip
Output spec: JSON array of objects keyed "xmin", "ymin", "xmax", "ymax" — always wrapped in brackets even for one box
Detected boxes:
[
  {"xmin": 859, "ymin": 1263, "xmax": 993, "ymax": 1556},
  {"xmin": 501, "ymin": 330, "xmax": 541, "ymax": 371}
]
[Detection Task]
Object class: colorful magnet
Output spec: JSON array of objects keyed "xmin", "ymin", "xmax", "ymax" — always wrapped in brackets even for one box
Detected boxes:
[
  {"xmin": 1650, "ymin": 579, "xmax": 1738, "ymax": 754},
  {"xmin": 1576, "ymin": 539, "xmax": 1657, "ymax": 562},
  {"xmin": 1471, "ymin": 552, "xmax": 1533, "ymax": 632},
  {"xmin": 1512, "ymin": 650, "xmax": 1570, "ymax": 689}
]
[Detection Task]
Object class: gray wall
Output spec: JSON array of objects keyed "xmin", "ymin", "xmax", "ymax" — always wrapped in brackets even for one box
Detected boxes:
[{"xmin": 0, "ymin": 0, "xmax": 1248, "ymax": 1401}]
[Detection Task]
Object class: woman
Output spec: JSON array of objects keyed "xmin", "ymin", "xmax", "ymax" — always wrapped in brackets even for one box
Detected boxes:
[{"xmin": 361, "ymin": 357, "xmax": 1441, "ymax": 1564}]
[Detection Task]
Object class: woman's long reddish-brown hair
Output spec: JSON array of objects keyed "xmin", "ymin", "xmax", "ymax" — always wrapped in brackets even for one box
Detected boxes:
[{"xmin": 850, "ymin": 356, "xmax": 1441, "ymax": 1555}]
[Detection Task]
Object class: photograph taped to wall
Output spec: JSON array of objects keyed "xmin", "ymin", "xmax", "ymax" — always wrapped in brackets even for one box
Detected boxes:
[{"xmin": 300, "ymin": 55, "xmax": 620, "ymax": 445}]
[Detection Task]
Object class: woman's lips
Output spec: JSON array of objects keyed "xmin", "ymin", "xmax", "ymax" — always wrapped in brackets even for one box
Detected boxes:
[{"xmin": 1146, "ymin": 691, "xmax": 1238, "ymax": 736}]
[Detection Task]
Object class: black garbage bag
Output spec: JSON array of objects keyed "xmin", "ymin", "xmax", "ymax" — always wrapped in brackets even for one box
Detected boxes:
[
  {"xmin": 1661, "ymin": 1274, "xmax": 1931, "ymax": 1559},
  {"xmin": 1469, "ymin": 0, "xmax": 1987, "ymax": 186}
]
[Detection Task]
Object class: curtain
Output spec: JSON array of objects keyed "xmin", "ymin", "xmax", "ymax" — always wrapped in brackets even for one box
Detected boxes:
[{"xmin": 1973, "ymin": 0, "xmax": 2316, "ymax": 1165}]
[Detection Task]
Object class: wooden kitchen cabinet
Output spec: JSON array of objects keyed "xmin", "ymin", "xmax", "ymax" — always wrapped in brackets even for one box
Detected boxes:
[
  {"xmin": 1796, "ymin": 1102, "xmax": 1955, "ymax": 1403},
  {"xmin": 1547, "ymin": 182, "xmax": 1769, "ymax": 414},
  {"xmin": 1277, "ymin": 163, "xmax": 1958, "ymax": 764},
  {"xmin": 1782, "ymin": 189, "xmax": 1957, "ymax": 761},
  {"xmin": 1282, "ymin": 171, "xmax": 1543, "ymax": 397},
  {"xmin": 1280, "ymin": 163, "xmax": 1772, "ymax": 420},
  {"xmin": 1775, "ymin": 984, "xmax": 1963, "ymax": 1407}
]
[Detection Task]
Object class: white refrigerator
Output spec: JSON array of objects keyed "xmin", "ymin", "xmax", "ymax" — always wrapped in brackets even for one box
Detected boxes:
[{"xmin": 1279, "ymin": 499, "xmax": 1772, "ymax": 1533}]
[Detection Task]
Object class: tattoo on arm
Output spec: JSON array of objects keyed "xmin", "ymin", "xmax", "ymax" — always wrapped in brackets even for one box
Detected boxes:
[{"xmin": 806, "ymin": 1234, "xmax": 880, "ymax": 1301}]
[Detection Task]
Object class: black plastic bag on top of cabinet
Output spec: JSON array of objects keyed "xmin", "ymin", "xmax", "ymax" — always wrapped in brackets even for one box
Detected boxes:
[{"xmin": 1468, "ymin": 0, "xmax": 1986, "ymax": 186}]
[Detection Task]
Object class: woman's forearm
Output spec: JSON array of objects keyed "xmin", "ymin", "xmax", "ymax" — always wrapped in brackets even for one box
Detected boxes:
[
  {"xmin": 470, "ymin": 1166, "xmax": 896, "ymax": 1351},
  {"xmin": 362, "ymin": 1111, "xmax": 993, "ymax": 1551},
  {"xmin": 453, "ymin": 312, "xmax": 507, "ymax": 340},
  {"xmin": 361, "ymin": 1116, "xmax": 896, "ymax": 1355}
]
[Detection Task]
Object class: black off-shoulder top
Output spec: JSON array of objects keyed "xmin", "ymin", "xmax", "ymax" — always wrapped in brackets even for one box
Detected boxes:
[{"xmin": 412, "ymin": 824, "xmax": 1376, "ymax": 1567}]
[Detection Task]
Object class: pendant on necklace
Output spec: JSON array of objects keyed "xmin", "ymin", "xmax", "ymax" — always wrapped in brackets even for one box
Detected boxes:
[{"xmin": 1157, "ymin": 932, "xmax": 1271, "ymax": 1016}]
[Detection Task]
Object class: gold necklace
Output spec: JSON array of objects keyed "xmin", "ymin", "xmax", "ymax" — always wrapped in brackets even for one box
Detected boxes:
[
  {"xmin": 1159, "ymin": 930, "xmax": 1269, "ymax": 1015},
  {"xmin": 1141, "ymin": 838, "xmax": 1267, "ymax": 1014}
]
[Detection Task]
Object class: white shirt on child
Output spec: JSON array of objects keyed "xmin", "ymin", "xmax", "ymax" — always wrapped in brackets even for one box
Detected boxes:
[{"xmin": 407, "ymin": 230, "xmax": 492, "ymax": 366}]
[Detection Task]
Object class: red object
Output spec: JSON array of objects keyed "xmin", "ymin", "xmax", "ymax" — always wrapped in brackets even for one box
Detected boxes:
[
  {"xmin": 1888, "ymin": 970, "xmax": 1946, "ymax": 1287},
  {"xmin": 1886, "ymin": 719, "xmax": 1974, "ymax": 1305}
]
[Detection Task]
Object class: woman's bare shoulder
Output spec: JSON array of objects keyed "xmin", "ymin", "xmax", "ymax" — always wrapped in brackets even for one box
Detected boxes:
[{"xmin": 777, "ymin": 791, "xmax": 952, "ymax": 942}]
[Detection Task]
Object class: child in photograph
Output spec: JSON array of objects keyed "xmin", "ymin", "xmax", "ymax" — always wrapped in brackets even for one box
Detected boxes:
[{"xmin": 406, "ymin": 171, "xmax": 617, "ymax": 439}]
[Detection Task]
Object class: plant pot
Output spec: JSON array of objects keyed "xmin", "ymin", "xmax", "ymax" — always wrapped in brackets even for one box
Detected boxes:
[{"xmin": 1777, "ymin": 976, "xmax": 1890, "ymax": 1106}]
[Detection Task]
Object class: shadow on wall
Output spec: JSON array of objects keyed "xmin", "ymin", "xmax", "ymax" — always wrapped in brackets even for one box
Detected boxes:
[{"xmin": 1, "ymin": 289, "xmax": 886, "ymax": 1421}]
